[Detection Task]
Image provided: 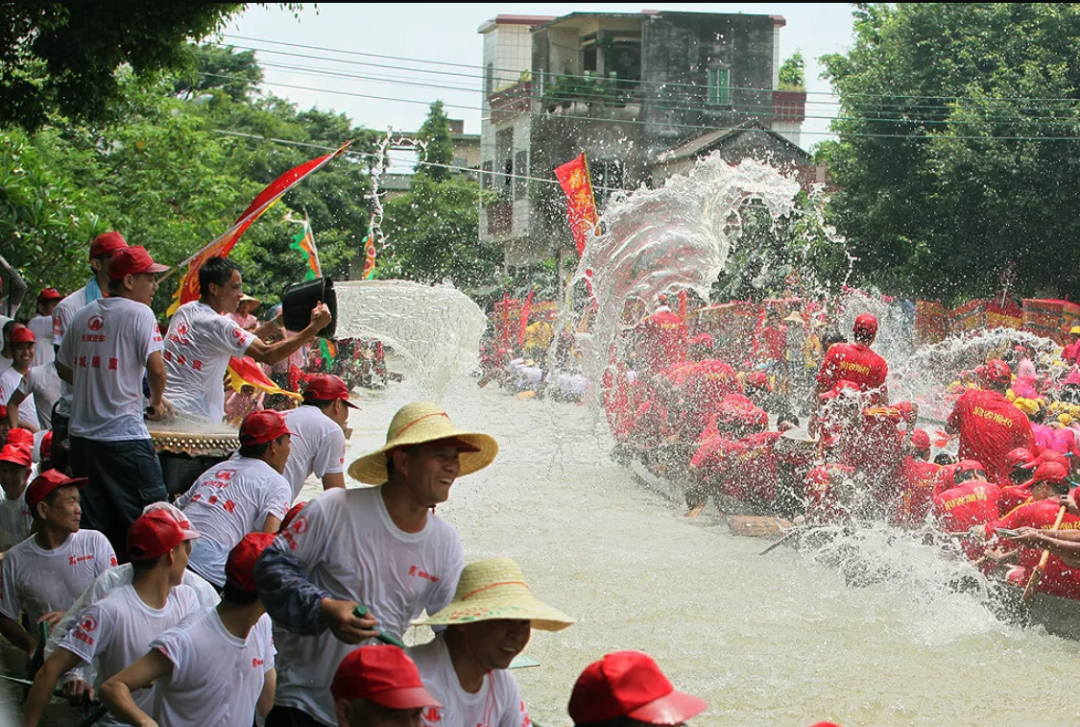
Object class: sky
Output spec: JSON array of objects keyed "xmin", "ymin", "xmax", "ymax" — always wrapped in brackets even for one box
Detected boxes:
[{"xmin": 226, "ymin": 3, "xmax": 858, "ymax": 153}]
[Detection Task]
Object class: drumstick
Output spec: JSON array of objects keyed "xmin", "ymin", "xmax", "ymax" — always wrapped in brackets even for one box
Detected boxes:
[{"xmin": 1022, "ymin": 504, "xmax": 1068, "ymax": 602}]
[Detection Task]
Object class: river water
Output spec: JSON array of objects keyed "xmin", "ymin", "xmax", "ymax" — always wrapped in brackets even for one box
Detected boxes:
[{"xmin": 9, "ymin": 374, "xmax": 1079, "ymax": 726}]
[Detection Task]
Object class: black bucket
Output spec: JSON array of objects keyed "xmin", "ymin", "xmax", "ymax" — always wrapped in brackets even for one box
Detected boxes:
[{"xmin": 282, "ymin": 276, "xmax": 337, "ymax": 338}]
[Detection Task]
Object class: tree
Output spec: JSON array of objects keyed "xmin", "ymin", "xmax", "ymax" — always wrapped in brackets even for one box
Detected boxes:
[
  {"xmin": 778, "ymin": 51, "xmax": 805, "ymax": 90},
  {"xmin": 820, "ymin": 3, "xmax": 1080, "ymax": 300},
  {"xmin": 414, "ymin": 100, "xmax": 454, "ymax": 182}
]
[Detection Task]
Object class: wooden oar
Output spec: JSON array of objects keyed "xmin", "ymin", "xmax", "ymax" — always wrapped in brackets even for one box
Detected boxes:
[
  {"xmin": 759, "ymin": 528, "xmax": 803, "ymax": 556},
  {"xmin": 1022, "ymin": 504, "xmax": 1068, "ymax": 602}
]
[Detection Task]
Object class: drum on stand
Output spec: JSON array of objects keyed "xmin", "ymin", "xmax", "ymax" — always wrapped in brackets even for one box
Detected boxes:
[{"xmin": 149, "ymin": 420, "xmax": 240, "ymax": 498}]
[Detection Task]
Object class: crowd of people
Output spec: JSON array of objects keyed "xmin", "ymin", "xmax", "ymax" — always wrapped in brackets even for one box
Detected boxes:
[{"xmin": 0, "ymin": 234, "xmax": 848, "ymax": 726}]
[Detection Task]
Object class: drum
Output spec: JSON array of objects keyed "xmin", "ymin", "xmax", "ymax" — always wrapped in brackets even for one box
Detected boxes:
[{"xmin": 149, "ymin": 420, "xmax": 240, "ymax": 498}]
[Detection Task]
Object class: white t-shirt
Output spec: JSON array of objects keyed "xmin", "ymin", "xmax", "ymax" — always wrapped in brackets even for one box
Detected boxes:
[
  {"xmin": 272, "ymin": 486, "xmax": 464, "ymax": 725},
  {"xmin": 408, "ymin": 634, "xmax": 530, "ymax": 727},
  {"xmin": 28, "ymin": 314, "xmax": 54, "ymax": 367},
  {"xmin": 0, "ymin": 529, "xmax": 116, "ymax": 625},
  {"xmin": 0, "ymin": 487, "xmax": 31, "ymax": 551},
  {"xmin": 19, "ymin": 362, "xmax": 61, "ymax": 429},
  {"xmin": 56, "ymin": 297, "xmax": 162, "ymax": 441},
  {"xmin": 280, "ymin": 405, "xmax": 346, "ymax": 499},
  {"xmin": 51, "ymin": 284, "xmax": 90, "ymax": 419},
  {"xmin": 58, "ymin": 584, "xmax": 200, "ymax": 727},
  {"xmin": 0, "ymin": 366, "xmax": 34, "ymax": 425},
  {"xmin": 163, "ymin": 301, "xmax": 255, "ymax": 422},
  {"xmin": 177, "ymin": 454, "xmax": 291, "ymax": 587},
  {"xmin": 150, "ymin": 607, "xmax": 275, "ymax": 727}
]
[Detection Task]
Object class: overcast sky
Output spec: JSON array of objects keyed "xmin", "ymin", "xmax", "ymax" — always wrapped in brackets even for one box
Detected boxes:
[{"xmin": 227, "ymin": 3, "xmax": 857, "ymax": 152}]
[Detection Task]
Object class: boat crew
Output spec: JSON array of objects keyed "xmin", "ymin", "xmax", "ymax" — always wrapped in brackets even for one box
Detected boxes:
[
  {"xmin": 280, "ymin": 374, "xmax": 355, "ymax": 500},
  {"xmin": 162, "ymin": 256, "xmax": 330, "ymax": 424},
  {"xmin": 331, "ymin": 645, "xmax": 442, "ymax": 727}
]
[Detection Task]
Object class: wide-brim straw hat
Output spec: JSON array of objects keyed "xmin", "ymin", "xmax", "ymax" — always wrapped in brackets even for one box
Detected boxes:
[
  {"xmin": 347, "ymin": 402, "xmax": 498, "ymax": 484},
  {"xmin": 413, "ymin": 557, "xmax": 574, "ymax": 632}
]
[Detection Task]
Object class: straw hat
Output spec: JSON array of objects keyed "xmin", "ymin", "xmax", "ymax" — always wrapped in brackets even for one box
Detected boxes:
[
  {"xmin": 783, "ymin": 311, "xmax": 805, "ymax": 324},
  {"xmin": 413, "ymin": 557, "xmax": 574, "ymax": 632},
  {"xmin": 347, "ymin": 402, "xmax": 498, "ymax": 484}
]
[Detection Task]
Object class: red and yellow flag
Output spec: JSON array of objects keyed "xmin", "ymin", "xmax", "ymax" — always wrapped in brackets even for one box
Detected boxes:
[
  {"xmin": 226, "ymin": 356, "xmax": 302, "ymax": 402},
  {"xmin": 554, "ymin": 153, "xmax": 599, "ymax": 257},
  {"xmin": 290, "ymin": 215, "xmax": 322, "ymax": 281},
  {"xmin": 167, "ymin": 142, "xmax": 351, "ymax": 315},
  {"xmin": 361, "ymin": 217, "xmax": 377, "ymax": 280}
]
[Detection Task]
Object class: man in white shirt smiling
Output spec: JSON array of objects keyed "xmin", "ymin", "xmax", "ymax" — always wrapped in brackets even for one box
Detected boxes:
[
  {"xmin": 162, "ymin": 256, "xmax": 330, "ymax": 423},
  {"xmin": 56, "ymin": 245, "xmax": 172, "ymax": 559}
]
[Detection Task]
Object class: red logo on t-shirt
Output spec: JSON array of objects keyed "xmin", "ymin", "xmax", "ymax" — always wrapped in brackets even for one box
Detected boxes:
[
  {"xmin": 291, "ymin": 516, "xmax": 309, "ymax": 535},
  {"xmin": 422, "ymin": 707, "xmax": 441, "ymax": 724},
  {"xmin": 177, "ymin": 323, "xmax": 189, "ymax": 336},
  {"xmin": 408, "ymin": 565, "xmax": 440, "ymax": 583},
  {"xmin": 214, "ymin": 469, "xmax": 235, "ymax": 481},
  {"xmin": 232, "ymin": 328, "xmax": 243, "ymax": 339},
  {"xmin": 87, "ymin": 316, "xmax": 104, "ymax": 331},
  {"xmin": 252, "ymin": 658, "xmax": 264, "ymax": 668},
  {"xmin": 80, "ymin": 615, "xmax": 98, "ymax": 632}
]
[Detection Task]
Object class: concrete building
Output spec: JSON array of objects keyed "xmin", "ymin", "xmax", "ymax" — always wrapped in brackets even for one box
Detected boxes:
[{"xmin": 477, "ymin": 10, "xmax": 810, "ymax": 267}]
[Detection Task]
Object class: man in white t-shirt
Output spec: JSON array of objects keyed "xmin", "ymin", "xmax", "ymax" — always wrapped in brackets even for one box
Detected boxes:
[
  {"xmin": 56, "ymin": 246, "xmax": 172, "ymax": 559},
  {"xmin": 178, "ymin": 410, "xmax": 293, "ymax": 588},
  {"xmin": 8, "ymin": 359, "xmax": 60, "ymax": 431},
  {"xmin": 50, "ymin": 231, "xmax": 129, "ymax": 473},
  {"xmin": 101, "ymin": 532, "xmax": 278, "ymax": 727},
  {"xmin": 255, "ymin": 402, "xmax": 499, "ymax": 727},
  {"xmin": 163, "ymin": 256, "xmax": 331, "ymax": 423},
  {"xmin": 331, "ymin": 645, "xmax": 442, "ymax": 727},
  {"xmin": 28, "ymin": 288, "xmax": 62, "ymax": 368},
  {"xmin": 0, "ymin": 432, "xmax": 33, "ymax": 551},
  {"xmin": 0, "ymin": 470, "xmax": 115, "ymax": 663},
  {"xmin": 408, "ymin": 558, "xmax": 574, "ymax": 727},
  {"xmin": 281, "ymin": 374, "xmax": 355, "ymax": 499},
  {"xmin": 22, "ymin": 508, "xmax": 202, "ymax": 726},
  {"xmin": 2, "ymin": 325, "xmax": 38, "ymax": 430}
]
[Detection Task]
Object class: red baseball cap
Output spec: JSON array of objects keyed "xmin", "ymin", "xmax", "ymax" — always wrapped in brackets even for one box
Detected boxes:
[
  {"xmin": 568, "ymin": 651, "xmax": 708, "ymax": 725},
  {"xmin": 1022, "ymin": 450, "xmax": 1069, "ymax": 471},
  {"xmin": 10, "ymin": 327, "xmax": 34, "ymax": 344},
  {"xmin": 0, "ymin": 444, "xmax": 31, "ymax": 468},
  {"xmin": 128, "ymin": 509, "xmax": 200, "ymax": 561},
  {"xmin": 331, "ymin": 645, "xmax": 442, "ymax": 709},
  {"xmin": 39, "ymin": 430, "xmax": 52, "ymax": 461},
  {"xmin": 955, "ymin": 460, "xmax": 987, "ymax": 481},
  {"xmin": 26, "ymin": 470, "xmax": 87, "ymax": 509},
  {"xmin": 1006, "ymin": 447, "xmax": 1033, "ymax": 469},
  {"xmin": 0, "ymin": 405, "xmax": 7, "ymax": 421},
  {"xmin": 37, "ymin": 288, "xmax": 62, "ymax": 302},
  {"xmin": 225, "ymin": 532, "xmax": 277, "ymax": 591},
  {"xmin": 746, "ymin": 372, "xmax": 770, "ymax": 390},
  {"xmin": 1019, "ymin": 461, "xmax": 1069, "ymax": 490},
  {"xmin": 89, "ymin": 231, "xmax": 129, "ymax": 259},
  {"xmin": 910, "ymin": 429, "xmax": 931, "ymax": 451},
  {"xmin": 984, "ymin": 359, "xmax": 1012, "ymax": 385},
  {"xmin": 689, "ymin": 333, "xmax": 714, "ymax": 348},
  {"xmin": 5, "ymin": 428, "xmax": 33, "ymax": 449},
  {"xmin": 108, "ymin": 246, "xmax": 169, "ymax": 281},
  {"xmin": 853, "ymin": 314, "xmax": 878, "ymax": 337},
  {"xmin": 303, "ymin": 375, "xmax": 359, "ymax": 409},
  {"xmin": 239, "ymin": 410, "xmax": 294, "ymax": 446}
]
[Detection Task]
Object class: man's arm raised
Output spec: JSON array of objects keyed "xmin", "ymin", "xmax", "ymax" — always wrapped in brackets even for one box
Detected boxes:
[{"xmin": 246, "ymin": 303, "xmax": 331, "ymax": 367}]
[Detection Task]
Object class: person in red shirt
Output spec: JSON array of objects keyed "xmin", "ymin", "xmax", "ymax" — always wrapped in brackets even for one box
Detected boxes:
[
  {"xmin": 894, "ymin": 429, "xmax": 941, "ymax": 527},
  {"xmin": 686, "ymin": 400, "xmax": 767, "ymax": 516},
  {"xmin": 753, "ymin": 310, "xmax": 787, "ymax": 368},
  {"xmin": 634, "ymin": 303, "xmax": 687, "ymax": 378},
  {"xmin": 680, "ymin": 334, "xmax": 739, "ymax": 440},
  {"xmin": 814, "ymin": 314, "xmax": 888, "ymax": 406},
  {"xmin": 997, "ymin": 446, "xmax": 1036, "ymax": 515},
  {"xmin": 1063, "ymin": 326, "xmax": 1080, "ymax": 366},
  {"xmin": 946, "ymin": 359, "xmax": 1036, "ymax": 485},
  {"xmin": 932, "ymin": 460, "xmax": 1000, "ymax": 560}
]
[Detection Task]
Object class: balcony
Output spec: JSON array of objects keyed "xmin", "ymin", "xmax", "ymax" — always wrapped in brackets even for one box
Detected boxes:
[
  {"xmin": 485, "ymin": 201, "xmax": 513, "ymax": 236},
  {"xmin": 772, "ymin": 90, "xmax": 806, "ymax": 123},
  {"xmin": 489, "ymin": 81, "xmax": 533, "ymax": 124}
]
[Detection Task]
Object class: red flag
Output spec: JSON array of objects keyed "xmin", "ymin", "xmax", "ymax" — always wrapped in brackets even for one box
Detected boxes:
[
  {"xmin": 226, "ymin": 356, "xmax": 302, "ymax": 402},
  {"xmin": 518, "ymin": 290, "xmax": 535, "ymax": 348},
  {"xmin": 168, "ymin": 142, "xmax": 351, "ymax": 315},
  {"xmin": 554, "ymin": 153, "xmax": 599, "ymax": 257}
]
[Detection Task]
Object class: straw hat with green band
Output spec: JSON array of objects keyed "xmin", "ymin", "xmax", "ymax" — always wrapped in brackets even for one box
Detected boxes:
[
  {"xmin": 413, "ymin": 557, "xmax": 575, "ymax": 632},
  {"xmin": 347, "ymin": 402, "xmax": 498, "ymax": 484}
]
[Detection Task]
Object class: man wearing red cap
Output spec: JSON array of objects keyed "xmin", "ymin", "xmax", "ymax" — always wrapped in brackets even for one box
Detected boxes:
[
  {"xmin": 178, "ymin": 410, "xmax": 293, "ymax": 589},
  {"xmin": 5, "ymin": 332, "xmax": 60, "ymax": 431},
  {"xmin": 634, "ymin": 301, "xmax": 687, "ymax": 380},
  {"xmin": 677, "ymin": 335, "xmax": 739, "ymax": 440},
  {"xmin": 102, "ymin": 533, "xmax": 278, "ymax": 726},
  {"xmin": 50, "ymin": 231, "xmax": 129, "ymax": 471},
  {"xmin": 163, "ymin": 256, "xmax": 330, "ymax": 423},
  {"xmin": 22, "ymin": 510, "xmax": 202, "ymax": 726},
  {"xmin": 894, "ymin": 429, "xmax": 941, "ymax": 527},
  {"xmin": 814, "ymin": 314, "xmax": 888, "ymax": 409},
  {"xmin": 946, "ymin": 359, "xmax": 1035, "ymax": 485},
  {"xmin": 29, "ymin": 288, "xmax": 62, "ymax": 368},
  {"xmin": 56, "ymin": 245, "xmax": 171, "ymax": 557},
  {"xmin": 332, "ymin": 645, "xmax": 442, "ymax": 727},
  {"xmin": 568, "ymin": 651, "xmax": 707, "ymax": 727},
  {"xmin": 997, "ymin": 447, "xmax": 1039, "ymax": 515},
  {"xmin": 0, "ymin": 429, "xmax": 34, "ymax": 551},
  {"xmin": 931, "ymin": 460, "xmax": 1000, "ymax": 561},
  {"xmin": 0, "ymin": 471, "xmax": 115, "ymax": 663},
  {"xmin": 1, "ymin": 325, "xmax": 39, "ymax": 430},
  {"xmin": 281, "ymin": 375, "xmax": 355, "ymax": 500}
]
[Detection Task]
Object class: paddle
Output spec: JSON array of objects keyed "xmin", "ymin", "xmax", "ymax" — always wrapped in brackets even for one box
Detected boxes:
[
  {"xmin": 0, "ymin": 672, "xmax": 108, "ymax": 725},
  {"xmin": 352, "ymin": 605, "xmax": 407, "ymax": 648},
  {"xmin": 1022, "ymin": 504, "xmax": 1068, "ymax": 602},
  {"xmin": 759, "ymin": 528, "xmax": 802, "ymax": 556}
]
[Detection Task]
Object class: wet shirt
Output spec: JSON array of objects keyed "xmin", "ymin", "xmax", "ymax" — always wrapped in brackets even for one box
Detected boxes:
[
  {"xmin": 933, "ymin": 481, "xmax": 1001, "ymax": 559},
  {"xmin": 28, "ymin": 315, "xmax": 54, "ymax": 367},
  {"xmin": 947, "ymin": 389, "xmax": 1035, "ymax": 484},
  {"xmin": 816, "ymin": 343, "xmax": 888, "ymax": 397},
  {"xmin": 754, "ymin": 324, "xmax": 787, "ymax": 362},
  {"xmin": 681, "ymin": 359, "xmax": 739, "ymax": 435},
  {"xmin": 895, "ymin": 457, "xmax": 941, "ymax": 526},
  {"xmin": 163, "ymin": 301, "xmax": 256, "ymax": 422},
  {"xmin": 0, "ymin": 367, "xmax": 34, "ymax": 425},
  {"xmin": 636, "ymin": 311, "xmax": 687, "ymax": 377},
  {"xmin": 408, "ymin": 633, "xmax": 529, "ymax": 727},
  {"xmin": 987, "ymin": 499, "xmax": 1080, "ymax": 599},
  {"xmin": 51, "ymin": 283, "xmax": 93, "ymax": 419},
  {"xmin": 18, "ymin": 362, "xmax": 61, "ymax": 430},
  {"xmin": 0, "ymin": 488, "xmax": 31, "ymax": 551},
  {"xmin": 837, "ymin": 406, "xmax": 907, "ymax": 480},
  {"xmin": 280, "ymin": 405, "xmax": 346, "ymax": 500}
]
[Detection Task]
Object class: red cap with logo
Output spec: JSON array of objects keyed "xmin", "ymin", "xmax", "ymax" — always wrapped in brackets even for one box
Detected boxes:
[
  {"xmin": 128, "ymin": 509, "xmax": 200, "ymax": 561},
  {"xmin": 568, "ymin": 651, "xmax": 708, "ymax": 725},
  {"xmin": 108, "ymin": 246, "xmax": 169, "ymax": 281},
  {"xmin": 239, "ymin": 410, "xmax": 294, "ymax": 446},
  {"xmin": 1019, "ymin": 461, "xmax": 1069, "ymax": 490},
  {"xmin": 910, "ymin": 429, "xmax": 931, "ymax": 451},
  {"xmin": 331, "ymin": 645, "xmax": 442, "ymax": 709},
  {"xmin": 10, "ymin": 327, "xmax": 34, "ymax": 344},
  {"xmin": 303, "ymin": 375, "xmax": 359, "ymax": 409},
  {"xmin": 853, "ymin": 314, "xmax": 878, "ymax": 337},
  {"xmin": 37, "ymin": 288, "xmax": 62, "ymax": 302},
  {"xmin": 984, "ymin": 359, "xmax": 1012, "ymax": 385},
  {"xmin": 26, "ymin": 470, "xmax": 87, "ymax": 509},
  {"xmin": 89, "ymin": 231, "xmax": 129, "ymax": 259},
  {"xmin": 225, "ymin": 532, "xmax": 277, "ymax": 591}
]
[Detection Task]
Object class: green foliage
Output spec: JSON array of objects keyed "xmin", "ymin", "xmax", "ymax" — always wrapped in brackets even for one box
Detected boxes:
[
  {"xmin": 414, "ymin": 100, "xmax": 453, "ymax": 181},
  {"xmin": 176, "ymin": 45, "xmax": 264, "ymax": 102},
  {"xmin": 820, "ymin": 3, "xmax": 1080, "ymax": 300},
  {"xmin": 778, "ymin": 51, "xmax": 805, "ymax": 90}
]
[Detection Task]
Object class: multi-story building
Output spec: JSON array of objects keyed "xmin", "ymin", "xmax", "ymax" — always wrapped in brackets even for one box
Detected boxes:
[{"xmin": 477, "ymin": 10, "xmax": 811, "ymax": 267}]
